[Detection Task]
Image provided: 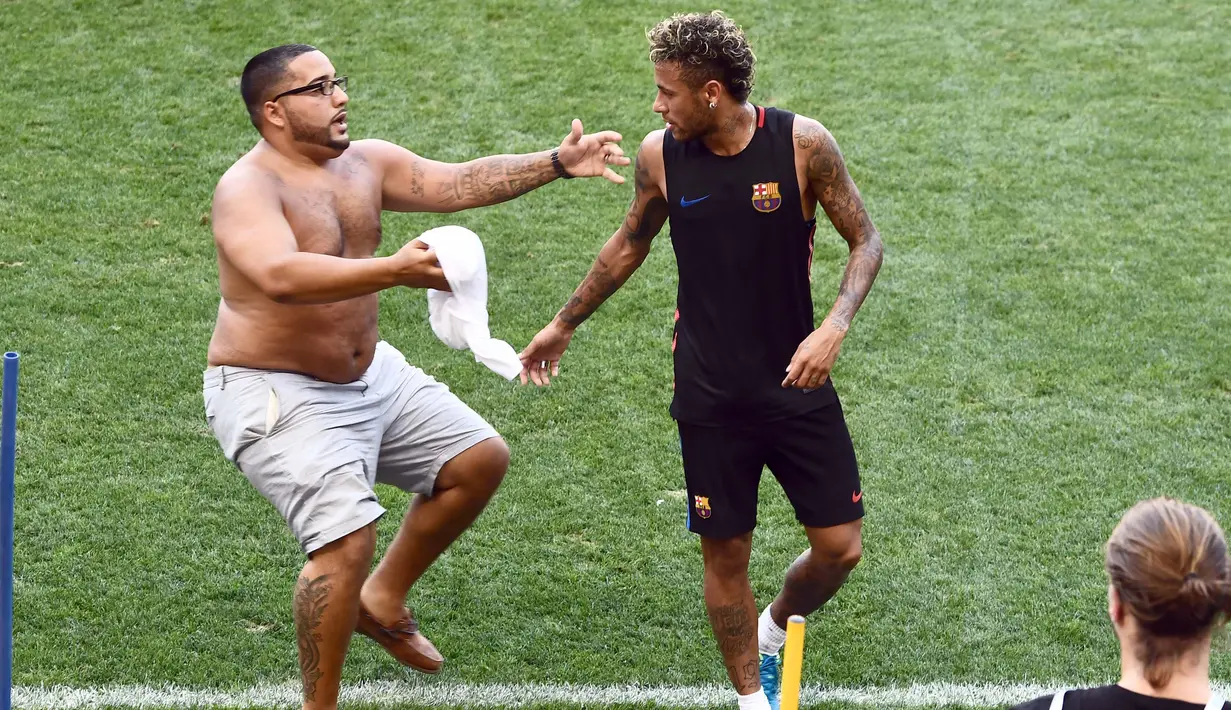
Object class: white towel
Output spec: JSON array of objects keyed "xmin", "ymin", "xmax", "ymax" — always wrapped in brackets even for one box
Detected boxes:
[{"xmin": 416, "ymin": 225, "xmax": 522, "ymax": 381}]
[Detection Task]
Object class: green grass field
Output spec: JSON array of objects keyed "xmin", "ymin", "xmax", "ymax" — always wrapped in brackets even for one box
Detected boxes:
[{"xmin": 3, "ymin": 0, "xmax": 1230, "ymax": 708}]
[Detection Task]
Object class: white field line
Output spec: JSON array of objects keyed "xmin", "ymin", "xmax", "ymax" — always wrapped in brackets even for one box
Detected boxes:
[{"xmin": 15, "ymin": 681, "xmax": 1231, "ymax": 708}]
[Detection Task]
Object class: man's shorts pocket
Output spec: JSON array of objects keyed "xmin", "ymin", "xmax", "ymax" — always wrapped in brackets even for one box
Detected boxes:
[{"xmin": 204, "ymin": 374, "xmax": 280, "ymax": 464}]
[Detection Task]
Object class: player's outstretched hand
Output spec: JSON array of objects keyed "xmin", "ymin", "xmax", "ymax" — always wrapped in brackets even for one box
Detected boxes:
[
  {"xmin": 782, "ymin": 319, "xmax": 846, "ymax": 390},
  {"xmin": 518, "ymin": 321, "xmax": 575, "ymax": 386},
  {"xmin": 555, "ymin": 119, "xmax": 632, "ymax": 184}
]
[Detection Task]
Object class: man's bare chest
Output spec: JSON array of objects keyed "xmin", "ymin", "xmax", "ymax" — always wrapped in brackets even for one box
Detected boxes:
[{"xmin": 278, "ymin": 160, "xmax": 382, "ymax": 257}]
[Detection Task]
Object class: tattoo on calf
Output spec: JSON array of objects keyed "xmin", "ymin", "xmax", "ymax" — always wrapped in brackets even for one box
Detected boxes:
[
  {"xmin": 709, "ymin": 602, "xmax": 755, "ymax": 657},
  {"xmin": 293, "ymin": 574, "xmax": 332, "ymax": 702},
  {"xmin": 723, "ymin": 659, "xmax": 762, "ymax": 693},
  {"xmin": 742, "ymin": 658, "xmax": 760, "ymax": 688}
]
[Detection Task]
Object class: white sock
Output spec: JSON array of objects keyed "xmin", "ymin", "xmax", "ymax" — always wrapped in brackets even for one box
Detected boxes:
[
  {"xmin": 737, "ymin": 688, "xmax": 771, "ymax": 710},
  {"xmin": 758, "ymin": 606, "xmax": 787, "ymax": 655}
]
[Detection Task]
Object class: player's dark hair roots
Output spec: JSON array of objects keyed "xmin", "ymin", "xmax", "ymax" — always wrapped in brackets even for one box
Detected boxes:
[{"xmin": 647, "ymin": 11, "xmax": 755, "ymax": 103}]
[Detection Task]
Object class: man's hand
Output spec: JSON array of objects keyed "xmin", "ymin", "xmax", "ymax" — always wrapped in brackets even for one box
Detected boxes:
[
  {"xmin": 391, "ymin": 239, "xmax": 450, "ymax": 291},
  {"xmin": 781, "ymin": 319, "xmax": 847, "ymax": 390},
  {"xmin": 555, "ymin": 119, "xmax": 631, "ymax": 184},
  {"xmin": 518, "ymin": 321, "xmax": 575, "ymax": 386}
]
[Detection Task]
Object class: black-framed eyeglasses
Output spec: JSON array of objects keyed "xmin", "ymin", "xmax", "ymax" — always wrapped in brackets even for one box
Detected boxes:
[{"xmin": 271, "ymin": 75, "xmax": 348, "ymax": 101}]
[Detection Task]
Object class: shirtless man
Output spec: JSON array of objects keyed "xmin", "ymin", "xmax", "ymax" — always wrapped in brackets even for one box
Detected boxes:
[{"xmin": 201, "ymin": 44, "xmax": 629, "ymax": 710}]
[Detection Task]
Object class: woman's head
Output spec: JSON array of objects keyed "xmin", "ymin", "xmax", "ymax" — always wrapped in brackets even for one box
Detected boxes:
[{"xmin": 1106, "ymin": 497, "xmax": 1231, "ymax": 688}]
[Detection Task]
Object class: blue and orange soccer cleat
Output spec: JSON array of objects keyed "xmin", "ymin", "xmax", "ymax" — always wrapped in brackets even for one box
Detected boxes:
[{"xmin": 759, "ymin": 651, "xmax": 782, "ymax": 710}]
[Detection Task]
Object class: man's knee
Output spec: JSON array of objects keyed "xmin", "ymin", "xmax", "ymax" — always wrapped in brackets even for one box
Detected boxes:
[
  {"xmin": 701, "ymin": 533, "xmax": 754, "ymax": 581},
  {"xmin": 308, "ymin": 523, "xmax": 377, "ymax": 575},
  {"xmin": 437, "ymin": 436, "xmax": 509, "ymax": 496},
  {"xmin": 468, "ymin": 437, "xmax": 509, "ymax": 493},
  {"xmin": 809, "ymin": 527, "xmax": 862, "ymax": 572}
]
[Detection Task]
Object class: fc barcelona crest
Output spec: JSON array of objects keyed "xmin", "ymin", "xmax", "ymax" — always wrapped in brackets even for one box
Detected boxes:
[
  {"xmin": 752, "ymin": 182, "xmax": 782, "ymax": 213},
  {"xmin": 694, "ymin": 495, "xmax": 712, "ymax": 519}
]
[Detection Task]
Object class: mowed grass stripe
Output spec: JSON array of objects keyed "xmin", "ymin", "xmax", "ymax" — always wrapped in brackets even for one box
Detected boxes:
[{"xmin": 24, "ymin": 680, "xmax": 1231, "ymax": 710}]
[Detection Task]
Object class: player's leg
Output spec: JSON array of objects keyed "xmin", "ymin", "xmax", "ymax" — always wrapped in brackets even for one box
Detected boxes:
[
  {"xmin": 701, "ymin": 533, "xmax": 762, "ymax": 696},
  {"xmin": 679, "ymin": 420, "xmax": 771, "ymax": 709},
  {"xmin": 767, "ymin": 520, "xmax": 862, "ymax": 625},
  {"xmin": 356, "ymin": 344, "xmax": 507, "ymax": 671},
  {"xmin": 202, "ymin": 367, "xmax": 388, "ymax": 710},
  {"xmin": 759, "ymin": 398, "xmax": 864, "ymax": 661},
  {"xmin": 293, "ymin": 524, "xmax": 378, "ymax": 710},
  {"xmin": 363, "ymin": 437, "xmax": 508, "ymax": 611}
]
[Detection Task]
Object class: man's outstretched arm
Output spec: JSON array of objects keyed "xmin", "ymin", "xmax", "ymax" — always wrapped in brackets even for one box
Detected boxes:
[
  {"xmin": 518, "ymin": 131, "xmax": 669, "ymax": 385},
  {"xmin": 366, "ymin": 119, "xmax": 630, "ymax": 213}
]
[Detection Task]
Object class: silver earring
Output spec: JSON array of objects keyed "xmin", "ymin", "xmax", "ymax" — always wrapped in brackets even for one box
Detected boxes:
[{"xmin": 709, "ymin": 102, "xmax": 716, "ymax": 109}]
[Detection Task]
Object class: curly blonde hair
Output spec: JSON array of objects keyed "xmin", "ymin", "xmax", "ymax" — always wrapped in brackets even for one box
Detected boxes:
[{"xmin": 647, "ymin": 11, "xmax": 756, "ymax": 102}]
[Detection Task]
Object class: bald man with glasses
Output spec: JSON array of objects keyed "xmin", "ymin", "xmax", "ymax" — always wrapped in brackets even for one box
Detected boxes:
[{"xmin": 202, "ymin": 44, "xmax": 629, "ymax": 710}]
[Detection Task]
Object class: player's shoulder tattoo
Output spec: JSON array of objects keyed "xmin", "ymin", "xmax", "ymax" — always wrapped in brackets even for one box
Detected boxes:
[
  {"xmin": 792, "ymin": 116, "xmax": 828, "ymax": 151},
  {"xmin": 793, "ymin": 118, "xmax": 845, "ymax": 185}
]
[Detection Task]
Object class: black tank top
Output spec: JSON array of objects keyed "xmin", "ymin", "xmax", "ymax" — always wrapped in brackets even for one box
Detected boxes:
[{"xmin": 664, "ymin": 106, "xmax": 836, "ymax": 425}]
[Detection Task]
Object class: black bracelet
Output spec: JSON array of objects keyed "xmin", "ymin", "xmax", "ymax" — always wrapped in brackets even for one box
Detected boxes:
[{"xmin": 551, "ymin": 149, "xmax": 574, "ymax": 179}]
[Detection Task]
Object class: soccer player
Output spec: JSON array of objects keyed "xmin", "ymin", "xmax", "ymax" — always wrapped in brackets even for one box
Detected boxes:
[
  {"xmin": 202, "ymin": 44, "xmax": 628, "ymax": 710},
  {"xmin": 518, "ymin": 12, "xmax": 883, "ymax": 710},
  {"xmin": 1013, "ymin": 498, "xmax": 1230, "ymax": 710}
]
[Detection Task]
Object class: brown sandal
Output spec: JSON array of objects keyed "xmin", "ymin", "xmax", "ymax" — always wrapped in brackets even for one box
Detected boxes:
[{"xmin": 354, "ymin": 602, "xmax": 444, "ymax": 674}]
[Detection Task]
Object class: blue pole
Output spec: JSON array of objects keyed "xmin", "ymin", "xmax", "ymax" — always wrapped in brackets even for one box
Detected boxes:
[{"xmin": 1, "ymin": 352, "xmax": 17, "ymax": 710}]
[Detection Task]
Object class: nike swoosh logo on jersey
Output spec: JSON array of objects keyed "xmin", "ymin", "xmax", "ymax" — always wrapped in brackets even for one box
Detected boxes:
[{"xmin": 679, "ymin": 195, "xmax": 710, "ymax": 207}]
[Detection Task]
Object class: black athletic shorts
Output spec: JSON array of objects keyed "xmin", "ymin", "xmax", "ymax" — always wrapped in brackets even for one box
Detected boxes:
[{"xmin": 678, "ymin": 397, "xmax": 863, "ymax": 538}]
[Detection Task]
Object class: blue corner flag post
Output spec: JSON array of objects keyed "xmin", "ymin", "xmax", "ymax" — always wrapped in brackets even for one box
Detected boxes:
[{"xmin": 1, "ymin": 352, "xmax": 18, "ymax": 710}]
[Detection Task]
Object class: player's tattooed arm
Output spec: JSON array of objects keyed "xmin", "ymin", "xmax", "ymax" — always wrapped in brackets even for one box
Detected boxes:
[
  {"xmin": 796, "ymin": 118, "xmax": 884, "ymax": 331},
  {"xmin": 554, "ymin": 136, "xmax": 667, "ymax": 329}
]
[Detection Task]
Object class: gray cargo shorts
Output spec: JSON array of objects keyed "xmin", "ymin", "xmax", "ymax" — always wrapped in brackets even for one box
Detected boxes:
[{"xmin": 202, "ymin": 341, "xmax": 500, "ymax": 554}]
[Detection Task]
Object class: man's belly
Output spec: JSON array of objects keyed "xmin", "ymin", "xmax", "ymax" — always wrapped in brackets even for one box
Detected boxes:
[{"xmin": 207, "ymin": 296, "xmax": 382, "ymax": 383}]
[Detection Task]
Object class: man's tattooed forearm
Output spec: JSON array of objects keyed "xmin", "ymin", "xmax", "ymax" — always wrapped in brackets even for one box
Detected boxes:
[
  {"xmin": 557, "ymin": 255, "xmax": 621, "ymax": 328},
  {"xmin": 798, "ymin": 122, "xmax": 883, "ymax": 330},
  {"xmin": 828, "ymin": 237, "xmax": 883, "ymax": 331},
  {"xmin": 293, "ymin": 574, "xmax": 331, "ymax": 702},
  {"xmin": 556, "ymin": 147, "xmax": 663, "ymax": 326},
  {"xmin": 436, "ymin": 154, "xmax": 553, "ymax": 207}
]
